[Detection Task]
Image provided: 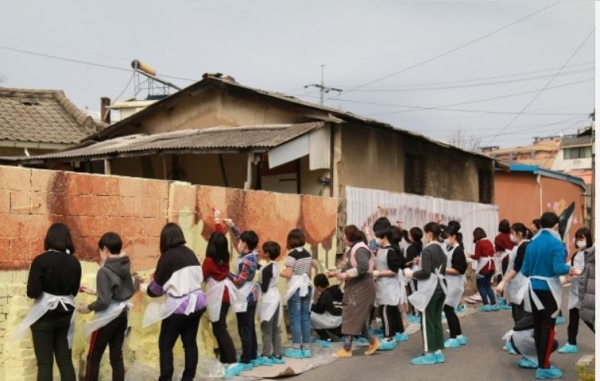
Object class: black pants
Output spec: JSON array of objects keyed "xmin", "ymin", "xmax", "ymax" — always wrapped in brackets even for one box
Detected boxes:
[
  {"xmin": 379, "ymin": 304, "xmax": 403, "ymax": 338},
  {"xmin": 159, "ymin": 310, "xmax": 203, "ymax": 381},
  {"xmin": 85, "ymin": 312, "xmax": 127, "ymax": 381},
  {"xmin": 31, "ymin": 312, "xmax": 76, "ymax": 381},
  {"xmin": 443, "ymin": 304, "xmax": 462, "ymax": 338},
  {"xmin": 315, "ymin": 326, "xmax": 343, "ymax": 340},
  {"xmin": 211, "ymin": 302, "xmax": 237, "ymax": 364},
  {"xmin": 236, "ymin": 302, "xmax": 258, "ymax": 364},
  {"xmin": 530, "ymin": 290, "xmax": 557, "ymax": 369}
]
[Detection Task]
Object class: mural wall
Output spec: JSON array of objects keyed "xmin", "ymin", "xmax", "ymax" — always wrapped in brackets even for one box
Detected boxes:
[{"xmin": 0, "ymin": 166, "xmax": 338, "ymax": 380}]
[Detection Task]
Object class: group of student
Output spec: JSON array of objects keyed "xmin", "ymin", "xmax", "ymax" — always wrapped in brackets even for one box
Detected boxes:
[{"xmin": 12, "ymin": 208, "xmax": 595, "ymax": 381}]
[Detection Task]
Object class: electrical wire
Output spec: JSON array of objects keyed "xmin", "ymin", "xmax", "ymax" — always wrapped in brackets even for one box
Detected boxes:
[
  {"xmin": 486, "ymin": 28, "xmax": 594, "ymax": 145},
  {"xmin": 330, "ymin": 1, "xmax": 561, "ymax": 99}
]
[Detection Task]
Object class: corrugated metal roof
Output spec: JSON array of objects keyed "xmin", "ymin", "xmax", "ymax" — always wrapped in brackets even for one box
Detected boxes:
[
  {"xmin": 1, "ymin": 122, "xmax": 324, "ymax": 163},
  {"xmin": 560, "ymin": 134, "xmax": 592, "ymax": 148}
]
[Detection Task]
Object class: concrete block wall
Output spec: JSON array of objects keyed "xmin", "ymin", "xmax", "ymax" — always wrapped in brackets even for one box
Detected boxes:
[{"xmin": 0, "ymin": 166, "xmax": 339, "ymax": 380}]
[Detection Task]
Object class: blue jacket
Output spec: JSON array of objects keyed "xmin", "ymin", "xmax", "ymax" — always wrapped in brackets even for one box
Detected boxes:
[{"xmin": 521, "ymin": 230, "xmax": 570, "ymax": 291}]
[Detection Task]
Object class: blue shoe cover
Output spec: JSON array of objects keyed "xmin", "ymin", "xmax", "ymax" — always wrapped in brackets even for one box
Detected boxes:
[
  {"xmin": 378, "ymin": 339, "xmax": 397, "ymax": 351},
  {"xmin": 535, "ymin": 367, "xmax": 563, "ymax": 379},
  {"xmin": 369, "ymin": 328, "xmax": 384, "ymax": 335},
  {"xmin": 270, "ymin": 355, "xmax": 286, "ymax": 365},
  {"xmin": 410, "ymin": 353, "xmax": 438, "ymax": 365},
  {"xmin": 354, "ymin": 337, "xmax": 369, "ymax": 344},
  {"xmin": 558, "ymin": 343, "xmax": 578, "ymax": 354},
  {"xmin": 444, "ymin": 339, "xmax": 461, "ymax": 348},
  {"xmin": 518, "ymin": 358, "xmax": 538, "ymax": 369},
  {"xmin": 394, "ymin": 333, "xmax": 409, "ymax": 342},
  {"xmin": 241, "ymin": 362, "xmax": 253, "ymax": 371},
  {"xmin": 455, "ymin": 305, "xmax": 466, "ymax": 313},
  {"xmin": 282, "ymin": 348, "xmax": 304, "ymax": 359},
  {"xmin": 225, "ymin": 363, "xmax": 244, "ymax": 378},
  {"xmin": 457, "ymin": 336, "xmax": 468, "ymax": 345},
  {"xmin": 479, "ymin": 305, "xmax": 491, "ymax": 312},
  {"xmin": 555, "ymin": 317, "xmax": 566, "ymax": 325},
  {"xmin": 313, "ymin": 339, "xmax": 332, "ymax": 348},
  {"xmin": 435, "ymin": 353, "xmax": 445, "ymax": 363},
  {"xmin": 301, "ymin": 349, "xmax": 312, "ymax": 358}
]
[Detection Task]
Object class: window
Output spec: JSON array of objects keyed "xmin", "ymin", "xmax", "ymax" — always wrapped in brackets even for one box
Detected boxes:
[
  {"xmin": 478, "ymin": 169, "xmax": 493, "ymax": 204},
  {"xmin": 564, "ymin": 147, "xmax": 592, "ymax": 160},
  {"xmin": 405, "ymin": 154, "xmax": 426, "ymax": 195}
]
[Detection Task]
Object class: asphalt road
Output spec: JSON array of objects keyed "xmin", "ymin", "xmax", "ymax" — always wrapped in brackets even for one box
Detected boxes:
[{"xmin": 294, "ymin": 292, "xmax": 594, "ymax": 381}]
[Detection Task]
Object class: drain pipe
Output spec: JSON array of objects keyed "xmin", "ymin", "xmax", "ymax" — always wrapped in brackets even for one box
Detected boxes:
[{"xmin": 536, "ymin": 174, "xmax": 543, "ymax": 215}]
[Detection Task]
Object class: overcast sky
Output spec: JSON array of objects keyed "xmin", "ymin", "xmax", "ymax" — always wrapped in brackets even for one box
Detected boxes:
[{"xmin": 0, "ymin": 0, "xmax": 594, "ymax": 148}]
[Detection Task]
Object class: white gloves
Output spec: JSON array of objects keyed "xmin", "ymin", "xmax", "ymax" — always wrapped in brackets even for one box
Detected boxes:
[
  {"xmin": 139, "ymin": 282, "xmax": 149, "ymax": 294},
  {"xmin": 559, "ymin": 276, "xmax": 567, "ymax": 286},
  {"xmin": 372, "ymin": 270, "xmax": 380, "ymax": 279},
  {"xmin": 403, "ymin": 268, "xmax": 414, "ymax": 280},
  {"xmin": 346, "ymin": 268, "xmax": 358, "ymax": 278}
]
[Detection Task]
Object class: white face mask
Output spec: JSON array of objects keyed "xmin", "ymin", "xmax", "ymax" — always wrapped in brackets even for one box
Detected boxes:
[
  {"xmin": 576, "ymin": 240, "xmax": 587, "ymax": 249},
  {"xmin": 375, "ymin": 238, "xmax": 383, "ymax": 247},
  {"xmin": 444, "ymin": 239, "xmax": 451, "ymax": 246},
  {"xmin": 510, "ymin": 234, "xmax": 518, "ymax": 243}
]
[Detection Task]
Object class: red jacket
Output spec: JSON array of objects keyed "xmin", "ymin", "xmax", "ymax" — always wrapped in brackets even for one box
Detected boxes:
[
  {"xmin": 473, "ymin": 239, "xmax": 496, "ymax": 274},
  {"xmin": 494, "ymin": 233, "xmax": 515, "ymax": 264},
  {"xmin": 201, "ymin": 222, "xmax": 230, "ymax": 302}
]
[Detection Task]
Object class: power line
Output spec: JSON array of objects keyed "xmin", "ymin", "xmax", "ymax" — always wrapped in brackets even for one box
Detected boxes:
[
  {"xmin": 486, "ymin": 28, "xmax": 594, "ymax": 145},
  {"xmin": 0, "ymin": 45, "xmax": 198, "ymax": 82},
  {"xmin": 330, "ymin": 1, "xmax": 561, "ymax": 98},
  {"xmin": 420, "ymin": 116, "xmax": 585, "ymax": 134}
]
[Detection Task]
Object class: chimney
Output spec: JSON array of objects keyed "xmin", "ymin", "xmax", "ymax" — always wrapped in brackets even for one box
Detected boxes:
[{"xmin": 100, "ymin": 97, "xmax": 111, "ymax": 124}]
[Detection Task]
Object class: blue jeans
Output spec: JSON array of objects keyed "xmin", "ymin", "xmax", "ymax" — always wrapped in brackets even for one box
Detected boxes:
[
  {"xmin": 476, "ymin": 272, "xmax": 496, "ymax": 305},
  {"xmin": 288, "ymin": 287, "xmax": 312, "ymax": 347}
]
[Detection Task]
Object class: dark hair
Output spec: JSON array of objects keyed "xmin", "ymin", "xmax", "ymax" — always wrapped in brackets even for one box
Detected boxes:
[
  {"xmin": 472, "ymin": 227, "xmax": 487, "ymax": 243},
  {"xmin": 98, "ymin": 232, "xmax": 122, "ymax": 254},
  {"xmin": 532, "ymin": 219, "xmax": 541, "ymax": 230},
  {"xmin": 390, "ymin": 226, "xmax": 402, "ymax": 244},
  {"xmin": 540, "ymin": 212, "xmax": 559, "ymax": 229},
  {"xmin": 575, "ymin": 227, "xmax": 593, "ymax": 249},
  {"xmin": 511, "ymin": 223, "xmax": 531, "ymax": 240},
  {"xmin": 159, "ymin": 223, "xmax": 186, "ymax": 254},
  {"xmin": 423, "ymin": 222, "xmax": 441, "ymax": 239},
  {"xmin": 344, "ymin": 225, "xmax": 362, "ymax": 243},
  {"xmin": 443, "ymin": 224, "xmax": 463, "ymax": 246},
  {"xmin": 314, "ymin": 273, "xmax": 329, "ymax": 288},
  {"xmin": 44, "ymin": 223, "xmax": 75, "ymax": 254},
  {"xmin": 286, "ymin": 229, "xmax": 305, "ymax": 250},
  {"xmin": 262, "ymin": 241, "xmax": 281, "ymax": 260},
  {"xmin": 240, "ymin": 230, "xmax": 259, "ymax": 251},
  {"xmin": 409, "ymin": 227, "xmax": 423, "ymax": 243},
  {"xmin": 448, "ymin": 220, "xmax": 461, "ymax": 231},
  {"xmin": 498, "ymin": 219, "xmax": 511, "ymax": 234},
  {"xmin": 373, "ymin": 217, "xmax": 392, "ymax": 239},
  {"xmin": 206, "ymin": 232, "xmax": 230, "ymax": 265}
]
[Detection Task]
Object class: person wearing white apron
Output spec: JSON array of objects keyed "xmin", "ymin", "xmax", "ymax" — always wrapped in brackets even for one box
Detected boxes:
[
  {"xmin": 441, "ymin": 224, "xmax": 468, "ymax": 349},
  {"xmin": 202, "ymin": 220, "xmax": 245, "ymax": 378},
  {"xmin": 372, "ymin": 219, "xmax": 406, "ymax": 350},
  {"xmin": 142, "ymin": 223, "xmax": 207, "ymax": 381},
  {"xmin": 404, "ymin": 227, "xmax": 424, "ymax": 322},
  {"xmin": 403, "ymin": 222, "xmax": 448, "ymax": 366},
  {"xmin": 75, "ymin": 233, "xmax": 134, "ymax": 381},
  {"xmin": 257, "ymin": 241, "xmax": 285, "ymax": 365},
  {"xmin": 519, "ymin": 213, "xmax": 571, "ymax": 380},
  {"xmin": 470, "ymin": 228, "xmax": 499, "ymax": 312},
  {"xmin": 558, "ymin": 227, "xmax": 593, "ymax": 354},
  {"xmin": 280, "ymin": 229, "xmax": 314, "ymax": 359},
  {"xmin": 310, "ymin": 274, "xmax": 343, "ymax": 343},
  {"xmin": 15, "ymin": 223, "xmax": 81, "ymax": 381}
]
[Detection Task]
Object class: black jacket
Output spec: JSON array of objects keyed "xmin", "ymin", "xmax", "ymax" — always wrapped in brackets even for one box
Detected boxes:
[{"xmin": 311, "ymin": 285, "xmax": 343, "ymax": 316}]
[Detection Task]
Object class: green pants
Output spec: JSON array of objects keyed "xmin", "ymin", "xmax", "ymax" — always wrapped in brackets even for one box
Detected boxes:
[{"xmin": 422, "ymin": 292, "xmax": 445, "ymax": 353}]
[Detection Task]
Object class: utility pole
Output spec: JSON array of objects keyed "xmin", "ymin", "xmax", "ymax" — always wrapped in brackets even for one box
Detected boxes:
[{"xmin": 304, "ymin": 65, "xmax": 342, "ymax": 106}]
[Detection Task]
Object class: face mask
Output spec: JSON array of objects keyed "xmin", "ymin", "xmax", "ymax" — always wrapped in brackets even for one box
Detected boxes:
[
  {"xmin": 375, "ymin": 238, "xmax": 383, "ymax": 247},
  {"xmin": 444, "ymin": 239, "xmax": 451, "ymax": 246},
  {"xmin": 510, "ymin": 234, "xmax": 518, "ymax": 243},
  {"xmin": 577, "ymin": 240, "xmax": 587, "ymax": 249}
]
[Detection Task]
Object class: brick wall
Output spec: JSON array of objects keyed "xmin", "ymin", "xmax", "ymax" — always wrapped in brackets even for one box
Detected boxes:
[{"xmin": 0, "ymin": 166, "xmax": 338, "ymax": 380}]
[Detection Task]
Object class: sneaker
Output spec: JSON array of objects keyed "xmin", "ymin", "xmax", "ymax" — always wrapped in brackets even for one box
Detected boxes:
[
  {"xmin": 313, "ymin": 339, "xmax": 332, "ymax": 348},
  {"xmin": 435, "ymin": 352, "xmax": 445, "ymax": 363},
  {"xmin": 364, "ymin": 339, "xmax": 381, "ymax": 355},
  {"xmin": 489, "ymin": 305, "xmax": 500, "ymax": 312},
  {"xmin": 517, "ymin": 357, "xmax": 538, "ymax": 369},
  {"xmin": 457, "ymin": 335, "xmax": 468, "ymax": 345},
  {"xmin": 282, "ymin": 348, "xmax": 304, "ymax": 359},
  {"xmin": 444, "ymin": 339, "xmax": 461, "ymax": 348},
  {"xmin": 535, "ymin": 367, "xmax": 563, "ymax": 379},
  {"xmin": 240, "ymin": 362, "xmax": 253, "ymax": 371},
  {"xmin": 410, "ymin": 353, "xmax": 438, "ymax": 365},
  {"xmin": 270, "ymin": 355, "xmax": 286, "ymax": 365},
  {"xmin": 224, "ymin": 363, "xmax": 244, "ymax": 378},
  {"xmin": 301, "ymin": 348, "xmax": 312, "ymax": 358},
  {"xmin": 558, "ymin": 343, "xmax": 578, "ymax": 354},
  {"xmin": 378, "ymin": 338, "xmax": 397, "ymax": 351},
  {"xmin": 479, "ymin": 305, "xmax": 492, "ymax": 312},
  {"xmin": 394, "ymin": 333, "xmax": 409, "ymax": 342},
  {"xmin": 556, "ymin": 316, "xmax": 566, "ymax": 325},
  {"xmin": 333, "ymin": 348, "xmax": 352, "ymax": 358}
]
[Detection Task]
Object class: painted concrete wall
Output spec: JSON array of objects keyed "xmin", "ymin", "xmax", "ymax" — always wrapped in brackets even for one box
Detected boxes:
[
  {"xmin": 551, "ymin": 148, "xmax": 593, "ymax": 172},
  {"xmin": 0, "ymin": 166, "xmax": 338, "ymax": 380}
]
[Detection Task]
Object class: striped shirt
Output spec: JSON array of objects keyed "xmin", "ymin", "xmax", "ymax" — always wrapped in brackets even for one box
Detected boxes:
[{"xmin": 284, "ymin": 248, "xmax": 312, "ymax": 276}]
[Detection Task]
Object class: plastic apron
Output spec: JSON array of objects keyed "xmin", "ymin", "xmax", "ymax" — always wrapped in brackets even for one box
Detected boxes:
[
  {"xmin": 568, "ymin": 250, "xmax": 585, "ymax": 310},
  {"xmin": 12, "ymin": 292, "xmax": 76, "ymax": 348},
  {"xmin": 205, "ymin": 277, "xmax": 246, "ymax": 322},
  {"xmin": 523, "ymin": 275, "xmax": 563, "ymax": 318},
  {"xmin": 311, "ymin": 311, "xmax": 342, "ymax": 330},
  {"xmin": 444, "ymin": 245, "xmax": 466, "ymax": 308},
  {"xmin": 83, "ymin": 300, "xmax": 132, "ymax": 340},
  {"xmin": 142, "ymin": 291, "xmax": 201, "ymax": 328},
  {"xmin": 494, "ymin": 249, "xmax": 511, "ymax": 276},
  {"xmin": 504, "ymin": 242, "xmax": 528, "ymax": 305},
  {"xmin": 259, "ymin": 264, "xmax": 282, "ymax": 323},
  {"xmin": 228, "ymin": 253, "xmax": 258, "ymax": 314},
  {"xmin": 375, "ymin": 248, "xmax": 401, "ymax": 306},
  {"xmin": 284, "ymin": 273, "xmax": 311, "ymax": 302},
  {"xmin": 408, "ymin": 242, "xmax": 448, "ymax": 313}
]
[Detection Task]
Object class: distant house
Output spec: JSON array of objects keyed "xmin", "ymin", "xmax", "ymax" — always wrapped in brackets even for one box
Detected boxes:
[
  {"xmin": 482, "ymin": 136, "xmax": 564, "ymax": 169},
  {"xmin": 4, "ymin": 74, "xmax": 495, "ymax": 205},
  {"xmin": 0, "ymin": 88, "xmax": 105, "ymax": 157},
  {"xmin": 551, "ymin": 127, "xmax": 593, "ymax": 185}
]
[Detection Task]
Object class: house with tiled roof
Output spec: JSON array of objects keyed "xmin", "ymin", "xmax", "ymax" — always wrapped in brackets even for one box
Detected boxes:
[{"xmin": 0, "ymin": 88, "xmax": 104, "ymax": 157}]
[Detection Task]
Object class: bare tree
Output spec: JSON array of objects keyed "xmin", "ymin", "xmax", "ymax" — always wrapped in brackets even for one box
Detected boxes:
[{"xmin": 448, "ymin": 125, "xmax": 482, "ymax": 152}]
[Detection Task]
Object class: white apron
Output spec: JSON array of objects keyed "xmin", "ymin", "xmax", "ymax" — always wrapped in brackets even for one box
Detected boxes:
[
  {"xmin": 376, "ymin": 247, "xmax": 401, "ymax": 306},
  {"xmin": 444, "ymin": 245, "xmax": 466, "ymax": 308},
  {"xmin": 504, "ymin": 241, "xmax": 529, "ymax": 305},
  {"xmin": 142, "ymin": 291, "xmax": 201, "ymax": 328},
  {"xmin": 284, "ymin": 273, "xmax": 311, "ymax": 302},
  {"xmin": 310, "ymin": 311, "xmax": 342, "ymax": 330},
  {"xmin": 12, "ymin": 292, "xmax": 76, "ymax": 348},
  {"xmin": 259, "ymin": 263, "xmax": 282, "ymax": 323},
  {"xmin": 568, "ymin": 250, "xmax": 585, "ymax": 310},
  {"xmin": 408, "ymin": 242, "xmax": 448, "ymax": 312},
  {"xmin": 494, "ymin": 249, "xmax": 511, "ymax": 276},
  {"xmin": 228, "ymin": 253, "xmax": 259, "ymax": 314},
  {"xmin": 83, "ymin": 300, "xmax": 132, "ymax": 340},
  {"xmin": 205, "ymin": 277, "xmax": 247, "ymax": 322},
  {"xmin": 398, "ymin": 273, "xmax": 408, "ymax": 305},
  {"xmin": 523, "ymin": 276, "xmax": 563, "ymax": 318}
]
